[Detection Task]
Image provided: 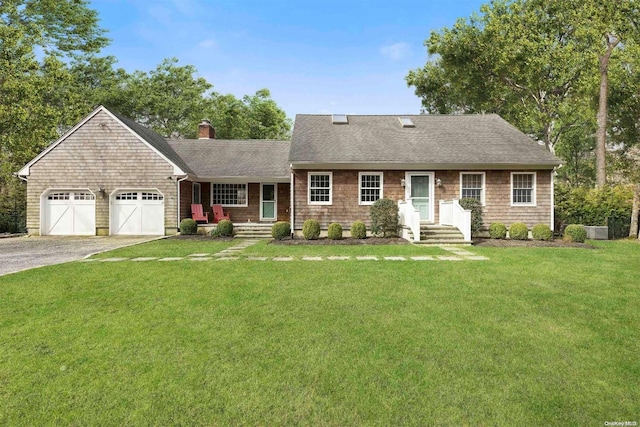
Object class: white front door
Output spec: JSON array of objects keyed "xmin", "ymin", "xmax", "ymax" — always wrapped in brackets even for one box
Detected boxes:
[
  {"xmin": 112, "ymin": 191, "xmax": 164, "ymax": 235},
  {"xmin": 43, "ymin": 190, "xmax": 96, "ymax": 235},
  {"xmin": 260, "ymin": 183, "xmax": 277, "ymax": 221},
  {"xmin": 405, "ymin": 172, "xmax": 434, "ymax": 222}
]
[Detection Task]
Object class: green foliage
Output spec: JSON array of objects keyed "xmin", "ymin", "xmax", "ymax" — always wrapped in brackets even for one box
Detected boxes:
[
  {"xmin": 532, "ymin": 224, "xmax": 553, "ymax": 241},
  {"xmin": 509, "ymin": 222, "xmax": 529, "ymax": 240},
  {"xmin": 489, "ymin": 223, "xmax": 507, "ymax": 239},
  {"xmin": 179, "ymin": 218, "xmax": 197, "ymax": 235},
  {"xmin": 271, "ymin": 221, "xmax": 291, "ymax": 240},
  {"xmin": 215, "ymin": 219, "xmax": 234, "ymax": 237},
  {"xmin": 459, "ymin": 198, "xmax": 483, "ymax": 237},
  {"xmin": 370, "ymin": 198, "xmax": 399, "ymax": 237},
  {"xmin": 564, "ymin": 224, "xmax": 587, "ymax": 243},
  {"xmin": 555, "ymin": 184, "xmax": 633, "ymax": 238},
  {"xmin": 327, "ymin": 223, "xmax": 343, "ymax": 240},
  {"xmin": 302, "ymin": 219, "xmax": 320, "ymax": 240},
  {"xmin": 351, "ymin": 221, "xmax": 367, "ymax": 239}
]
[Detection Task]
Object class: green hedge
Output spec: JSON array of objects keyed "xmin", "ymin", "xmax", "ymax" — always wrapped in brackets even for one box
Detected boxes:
[
  {"xmin": 532, "ymin": 224, "xmax": 553, "ymax": 241},
  {"xmin": 215, "ymin": 219, "xmax": 234, "ymax": 237},
  {"xmin": 302, "ymin": 219, "xmax": 321, "ymax": 240},
  {"xmin": 370, "ymin": 198, "xmax": 399, "ymax": 237},
  {"xmin": 564, "ymin": 224, "xmax": 587, "ymax": 243},
  {"xmin": 327, "ymin": 223, "xmax": 343, "ymax": 240},
  {"xmin": 459, "ymin": 198, "xmax": 483, "ymax": 237},
  {"xmin": 180, "ymin": 218, "xmax": 197, "ymax": 235},
  {"xmin": 509, "ymin": 222, "xmax": 528, "ymax": 240},
  {"xmin": 489, "ymin": 223, "xmax": 507, "ymax": 239},
  {"xmin": 271, "ymin": 221, "xmax": 291, "ymax": 240},
  {"xmin": 351, "ymin": 221, "xmax": 367, "ymax": 239}
]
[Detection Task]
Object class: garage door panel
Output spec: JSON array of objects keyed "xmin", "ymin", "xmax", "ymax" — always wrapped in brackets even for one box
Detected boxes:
[
  {"xmin": 46, "ymin": 205, "xmax": 72, "ymax": 235},
  {"xmin": 43, "ymin": 191, "xmax": 95, "ymax": 236},
  {"xmin": 112, "ymin": 191, "xmax": 164, "ymax": 235}
]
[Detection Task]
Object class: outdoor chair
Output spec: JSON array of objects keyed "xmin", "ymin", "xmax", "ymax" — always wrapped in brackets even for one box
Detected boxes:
[
  {"xmin": 212, "ymin": 204, "xmax": 230, "ymax": 223},
  {"xmin": 191, "ymin": 204, "xmax": 209, "ymax": 223}
]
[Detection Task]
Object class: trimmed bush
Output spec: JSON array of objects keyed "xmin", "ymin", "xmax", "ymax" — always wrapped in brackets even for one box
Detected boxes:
[
  {"xmin": 351, "ymin": 221, "xmax": 367, "ymax": 239},
  {"xmin": 216, "ymin": 219, "xmax": 234, "ymax": 237},
  {"xmin": 302, "ymin": 219, "xmax": 321, "ymax": 240},
  {"xmin": 509, "ymin": 222, "xmax": 529, "ymax": 240},
  {"xmin": 271, "ymin": 221, "xmax": 291, "ymax": 240},
  {"xmin": 459, "ymin": 198, "xmax": 484, "ymax": 237},
  {"xmin": 532, "ymin": 223, "xmax": 553, "ymax": 241},
  {"xmin": 564, "ymin": 224, "xmax": 587, "ymax": 243},
  {"xmin": 370, "ymin": 198, "xmax": 399, "ymax": 237},
  {"xmin": 489, "ymin": 222, "xmax": 507, "ymax": 239},
  {"xmin": 180, "ymin": 218, "xmax": 198, "ymax": 235},
  {"xmin": 327, "ymin": 223, "xmax": 343, "ymax": 240}
]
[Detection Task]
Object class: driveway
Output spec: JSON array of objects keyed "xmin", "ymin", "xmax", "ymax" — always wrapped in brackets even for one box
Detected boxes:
[{"xmin": 0, "ymin": 236, "xmax": 162, "ymax": 277}]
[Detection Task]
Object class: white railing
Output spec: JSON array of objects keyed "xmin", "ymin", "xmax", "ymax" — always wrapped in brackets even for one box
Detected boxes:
[
  {"xmin": 398, "ymin": 199, "xmax": 421, "ymax": 242},
  {"xmin": 439, "ymin": 199, "xmax": 471, "ymax": 242}
]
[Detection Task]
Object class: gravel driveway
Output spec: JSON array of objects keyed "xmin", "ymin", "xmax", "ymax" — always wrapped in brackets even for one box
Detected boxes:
[{"xmin": 0, "ymin": 236, "xmax": 162, "ymax": 277}]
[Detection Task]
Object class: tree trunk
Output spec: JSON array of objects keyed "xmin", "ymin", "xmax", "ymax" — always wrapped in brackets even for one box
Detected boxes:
[
  {"xmin": 631, "ymin": 184, "xmax": 640, "ymax": 239},
  {"xmin": 595, "ymin": 36, "xmax": 619, "ymax": 188}
]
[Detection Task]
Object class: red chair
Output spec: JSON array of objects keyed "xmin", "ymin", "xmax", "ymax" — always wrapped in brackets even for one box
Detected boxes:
[
  {"xmin": 212, "ymin": 204, "xmax": 230, "ymax": 223},
  {"xmin": 191, "ymin": 204, "xmax": 209, "ymax": 223}
]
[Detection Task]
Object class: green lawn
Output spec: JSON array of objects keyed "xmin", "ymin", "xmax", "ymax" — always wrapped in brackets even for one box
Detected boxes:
[{"xmin": 1, "ymin": 239, "xmax": 638, "ymax": 425}]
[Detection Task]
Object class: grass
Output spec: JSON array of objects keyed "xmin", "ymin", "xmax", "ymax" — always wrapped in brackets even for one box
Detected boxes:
[
  {"xmin": 0, "ymin": 239, "xmax": 638, "ymax": 425},
  {"xmin": 89, "ymin": 238, "xmax": 237, "ymax": 258}
]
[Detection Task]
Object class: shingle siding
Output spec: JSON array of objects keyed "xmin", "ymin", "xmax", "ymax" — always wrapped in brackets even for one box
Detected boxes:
[{"xmin": 26, "ymin": 110, "xmax": 178, "ymax": 235}]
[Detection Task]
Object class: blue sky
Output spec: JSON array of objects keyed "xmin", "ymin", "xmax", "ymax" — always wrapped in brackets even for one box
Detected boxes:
[{"xmin": 92, "ymin": 0, "xmax": 485, "ymax": 119}]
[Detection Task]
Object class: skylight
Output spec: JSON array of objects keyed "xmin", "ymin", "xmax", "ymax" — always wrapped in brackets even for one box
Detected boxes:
[
  {"xmin": 398, "ymin": 116, "xmax": 415, "ymax": 128},
  {"xmin": 332, "ymin": 114, "xmax": 348, "ymax": 124}
]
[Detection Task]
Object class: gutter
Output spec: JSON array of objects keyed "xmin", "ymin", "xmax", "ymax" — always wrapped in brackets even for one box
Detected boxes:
[{"xmin": 175, "ymin": 175, "xmax": 188, "ymax": 231}]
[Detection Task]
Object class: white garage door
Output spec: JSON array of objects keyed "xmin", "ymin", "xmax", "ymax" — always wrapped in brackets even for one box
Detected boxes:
[
  {"xmin": 43, "ymin": 191, "xmax": 96, "ymax": 236},
  {"xmin": 112, "ymin": 191, "xmax": 164, "ymax": 235}
]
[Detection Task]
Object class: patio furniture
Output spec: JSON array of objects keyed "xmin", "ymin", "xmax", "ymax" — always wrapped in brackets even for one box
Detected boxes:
[
  {"xmin": 191, "ymin": 204, "xmax": 209, "ymax": 223},
  {"xmin": 212, "ymin": 204, "xmax": 230, "ymax": 223}
]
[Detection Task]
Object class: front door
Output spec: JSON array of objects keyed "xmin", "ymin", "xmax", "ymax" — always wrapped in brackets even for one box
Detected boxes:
[
  {"xmin": 406, "ymin": 173, "xmax": 434, "ymax": 221},
  {"xmin": 260, "ymin": 183, "xmax": 277, "ymax": 221}
]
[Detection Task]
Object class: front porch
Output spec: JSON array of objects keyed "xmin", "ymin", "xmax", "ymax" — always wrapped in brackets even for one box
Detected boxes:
[{"xmin": 399, "ymin": 199, "xmax": 472, "ymax": 245}]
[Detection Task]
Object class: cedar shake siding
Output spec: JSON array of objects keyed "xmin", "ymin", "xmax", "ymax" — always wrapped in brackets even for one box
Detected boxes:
[
  {"xmin": 25, "ymin": 110, "xmax": 178, "ymax": 235},
  {"xmin": 293, "ymin": 169, "xmax": 553, "ymax": 230}
]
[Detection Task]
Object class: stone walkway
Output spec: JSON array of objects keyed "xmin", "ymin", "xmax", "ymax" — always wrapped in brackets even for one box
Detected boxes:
[{"xmin": 83, "ymin": 239, "xmax": 489, "ymax": 263}]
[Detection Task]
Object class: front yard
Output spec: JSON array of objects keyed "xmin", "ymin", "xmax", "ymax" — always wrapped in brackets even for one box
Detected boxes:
[{"xmin": 1, "ymin": 240, "xmax": 638, "ymax": 425}]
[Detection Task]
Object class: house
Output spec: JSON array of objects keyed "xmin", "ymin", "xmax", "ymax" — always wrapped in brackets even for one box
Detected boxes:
[{"xmin": 17, "ymin": 106, "xmax": 561, "ymax": 241}]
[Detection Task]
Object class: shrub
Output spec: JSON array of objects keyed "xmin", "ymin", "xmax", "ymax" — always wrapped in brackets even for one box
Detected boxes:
[
  {"xmin": 564, "ymin": 224, "xmax": 587, "ymax": 243},
  {"xmin": 509, "ymin": 222, "xmax": 529, "ymax": 240},
  {"xmin": 180, "ymin": 218, "xmax": 198, "ymax": 235},
  {"xmin": 489, "ymin": 222, "xmax": 507, "ymax": 239},
  {"xmin": 459, "ymin": 198, "xmax": 484, "ymax": 237},
  {"xmin": 327, "ymin": 223, "xmax": 343, "ymax": 240},
  {"xmin": 271, "ymin": 221, "xmax": 291, "ymax": 240},
  {"xmin": 216, "ymin": 219, "xmax": 234, "ymax": 237},
  {"xmin": 532, "ymin": 223, "xmax": 553, "ymax": 241},
  {"xmin": 302, "ymin": 219, "xmax": 321, "ymax": 240},
  {"xmin": 351, "ymin": 221, "xmax": 367, "ymax": 239},
  {"xmin": 370, "ymin": 198, "xmax": 399, "ymax": 237}
]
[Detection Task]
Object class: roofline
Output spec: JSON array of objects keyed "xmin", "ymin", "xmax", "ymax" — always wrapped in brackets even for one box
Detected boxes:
[
  {"xmin": 289, "ymin": 162, "xmax": 560, "ymax": 170},
  {"xmin": 190, "ymin": 176, "xmax": 290, "ymax": 183},
  {"xmin": 18, "ymin": 105, "xmax": 187, "ymax": 176}
]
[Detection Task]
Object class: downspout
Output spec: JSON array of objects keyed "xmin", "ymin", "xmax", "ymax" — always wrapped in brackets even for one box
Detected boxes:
[
  {"xmin": 550, "ymin": 169, "xmax": 555, "ymax": 231},
  {"xmin": 176, "ymin": 175, "xmax": 188, "ymax": 232},
  {"xmin": 290, "ymin": 169, "xmax": 295, "ymax": 238}
]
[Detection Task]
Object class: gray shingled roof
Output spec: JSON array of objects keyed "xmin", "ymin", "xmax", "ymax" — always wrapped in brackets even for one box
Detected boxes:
[
  {"xmin": 290, "ymin": 114, "xmax": 561, "ymax": 168},
  {"xmin": 168, "ymin": 139, "xmax": 291, "ymax": 178},
  {"xmin": 112, "ymin": 111, "xmax": 194, "ymax": 175}
]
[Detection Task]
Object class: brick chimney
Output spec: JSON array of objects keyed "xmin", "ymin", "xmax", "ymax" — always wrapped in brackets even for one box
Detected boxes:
[{"xmin": 198, "ymin": 119, "xmax": 216, "ymax": 139}]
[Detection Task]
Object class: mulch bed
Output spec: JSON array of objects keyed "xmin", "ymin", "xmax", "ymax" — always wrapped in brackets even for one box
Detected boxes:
[
  {"xmin": 472, "ymin": 238, "xmax": 596, "ymax": 249},
  {"xmin": 169, "ymin": 235, "xmax": 235, "ymax": 241},
  {"xmin": 270, "ymin": 237, "xmax": 409, "ymax": 245}
]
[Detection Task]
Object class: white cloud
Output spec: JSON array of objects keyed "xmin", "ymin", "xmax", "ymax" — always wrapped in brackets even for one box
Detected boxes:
[
  {"xmin": 198, "ymin": 39, "xmax": 217, "ymax": 49},
  {"xmin": 380, "ymin": 42, "xmax": 411, "ymax": 61}
]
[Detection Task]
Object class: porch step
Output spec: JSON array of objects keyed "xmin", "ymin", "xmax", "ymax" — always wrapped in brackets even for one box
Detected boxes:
[
  {"xmin": 410, "ymin": 225, "xmax": 470, "ymax": 245},
  {"xmin": 233, "ymin": 224, "xmax": 273, "ymax": 238}
]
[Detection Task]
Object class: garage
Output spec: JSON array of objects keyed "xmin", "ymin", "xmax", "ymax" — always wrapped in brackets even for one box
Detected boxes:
[
  {"xmin": 111, "ymin": 190, "xmax": 164, "ymax": 235},
  {"xmin": 42, "ymin": 190, "xmax": 96, "ymax": 235}
]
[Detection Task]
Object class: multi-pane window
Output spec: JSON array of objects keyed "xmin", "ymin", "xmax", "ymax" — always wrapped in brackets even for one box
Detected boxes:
[
  {"xmin": 461, "ymin": 173, "xmax": 485, "ymax": 204},
  {"xmin": 359, "ymin": 172, "xmax": 383, "ymax": 205},
  {"xmin": 213, "ymin": 183, "xmax": 247, "ymax": 206},
  {"xmin": 141, "ymin": 192, "xmax": 163, "ymax": 201},
  {"xmin": 308, "ymin": 172, "xmax": 332, "ymax": 204},
  {"xmin": 192, "ymin": 182, "xmax": 201, "ymax": 204},
  {"xmin": 116, "ymin": 192, "xmax": 138, "ymax": 200},
  {"xmin": 48, "ymin": 192, "xmax": 70, "ymax": 200},
  {"xmin": 512, "ymin": 172, "xmax": 536, "ymax": 205}
]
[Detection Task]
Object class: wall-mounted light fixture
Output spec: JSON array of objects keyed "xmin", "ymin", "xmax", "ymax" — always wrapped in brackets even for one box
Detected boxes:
[
  {"xmin": 400, "ymin": 179, "xmax": 406, "ymax": 187},
  {"xmin": 97, "ymin": 187, "xmax": 106, "ymax": 197},
  {"xmin": 436, "ymin": 178, "xmax": 443, "ymax": 187}
]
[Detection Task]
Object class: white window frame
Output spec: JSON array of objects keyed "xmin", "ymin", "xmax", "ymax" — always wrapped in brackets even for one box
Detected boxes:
[
  {"xmin": 358, "ymin": 172, "xmax": 383, "ymax": 205},
  {"xmin": 460, "ymin": 172, "xmax": 486, "ymax": 206},
  {"xmin": 511, "ymin": 172, "xmax": 536, "ymax": 206},
  {"xmin": 211, "ymin": 183, "xmax": 248, "ymax": 207},
  {"xmin": 308, "ymin": 172, "xmax": 332, "ymax": 205},
  {"xmin": 192, "ymin": 182, "xmax": 201, "ymax": 205}
]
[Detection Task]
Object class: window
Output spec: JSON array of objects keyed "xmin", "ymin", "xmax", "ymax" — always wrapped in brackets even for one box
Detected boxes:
[
  {"xmin": 141, "ymin": 192, "xmax": 163, "ymax": 201},
  {"xmin": 511, "ymin": 172, "xmax": 536, "ymax": 205},
  {"xmin": 116, "ymin": 192, "xmax": 138, "ymax": 200},
  {"xmin": 48, "ymin": 192, "xmax": 70, "ymax": 200},
  {"xmin": 212, "ymin": 183, "xmax": 247, "ymax": 207},
  {"xmin": 192, "ymin": 182, "xmax": 201, "ymax": 204},
  {"xmin": 74, "ymin": 192, "xmax": 95, "ymax": 201},
  {"xmin": 359, "ymin": 172, "xmax": 383, "ymax": 205},
  {"xmin": 308, "ymin": 172, "xmax": 332, "ymax": 205},
  {"xmin": 332, "ymin": 114, "xmax": 348, "ymax": 124},
  {"xmin": 460, "ymin": 172, "xmax": 485, "ymax": 205},
  {"xmin": 398, "ymin": 116, "xmax": 415, "ymax": 128}
]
